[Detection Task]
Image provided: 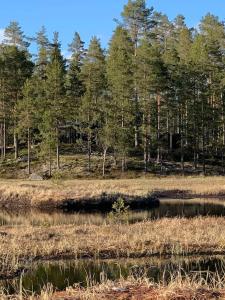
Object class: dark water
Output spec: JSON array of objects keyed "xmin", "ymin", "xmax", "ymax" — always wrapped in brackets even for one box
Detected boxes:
[
  {"xmin": 2, "ymin": 256, "xmax": 225, "ymax": 294},
  {"xmin": 144, "ymin": 200, "xmax": 225, "ymax": 219},
  {"xmin": 1, "ymin": 199, "xmax": 225, "ymax": 226}
]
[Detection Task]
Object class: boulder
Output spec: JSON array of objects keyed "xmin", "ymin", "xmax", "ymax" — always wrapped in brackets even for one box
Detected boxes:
[{"xmin": 29, "ymin": 173, "xmax": 43, "ymax": 181}]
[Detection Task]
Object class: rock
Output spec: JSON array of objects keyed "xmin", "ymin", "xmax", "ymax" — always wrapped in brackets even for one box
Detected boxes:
[
  {"xmin": 29, "ymin": 173, "xmax": 43, "ymax": 181},
  {"xmin": 17, "ymin": 156, "xmax": 28, "ymax": 162}
]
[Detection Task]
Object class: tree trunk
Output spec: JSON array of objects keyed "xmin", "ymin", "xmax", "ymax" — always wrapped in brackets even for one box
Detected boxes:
[
  {"xmin": 56, "ymin": 127, "xmax": 60, "ymax": 170},
  {"xmin": 3, "ymin": 119, "xmax": 6, "ymax": 159},
  {"xmin": 202, "ymin": 98, "xmax": 206, "ymax": 175},
  {"xmin": 121, "ymin": 155, "xmax": 125, "ymax": 173},
  {"xmin": 157, "ymin": 93, "xmax": 161, "ymax": 163},
  {"xmin": 102, "ymin": 148, "xmax": 107, "ymax": 177},
  {"xmin": 0, "ymin": 123, "xmax": 3, "ymax": 160},
  {"xmin": 144, "ymin": 128, "xmax": 148, "ymax": 173},
  {"xmin": 222, "ymin": 150, "xmax": 224, "ymax": 175},
  {"xmin": 181, "ymin": 132, "xmax": 184, "ymax": 175},
  {"xmin": 14, "ymin": 132, "xmax": 18, "ymax": 160},
  {"xmin": 49, "ymin": 146, "xmax": 52, "ymax": 177},
  {"xmin": 27, "ymin": 128, "xmax": 31, "ymax": 175},
  {"xmin": 87, "ymin": 130, "xmax": 91, "ymax": 173}
]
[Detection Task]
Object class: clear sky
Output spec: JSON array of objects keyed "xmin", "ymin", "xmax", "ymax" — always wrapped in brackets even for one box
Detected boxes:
[{"xmin": 0, "ymin": 0, "xmax": 225, "ymax": 55}]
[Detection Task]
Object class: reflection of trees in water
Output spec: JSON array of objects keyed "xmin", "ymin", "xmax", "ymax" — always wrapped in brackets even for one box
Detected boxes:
[{"xmin": 1, "ymin": 199, "xmax": 225, "ymax": 226}]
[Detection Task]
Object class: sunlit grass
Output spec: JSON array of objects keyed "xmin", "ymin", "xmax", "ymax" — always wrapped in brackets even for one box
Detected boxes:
[{"xmin": 1, "ymin": 176, "xmax": 225, "ymax": 207}]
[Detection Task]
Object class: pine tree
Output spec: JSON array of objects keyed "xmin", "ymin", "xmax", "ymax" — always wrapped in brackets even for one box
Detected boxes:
[
  {"xmin": 35, "ymin": 26, "xmax": 49, "ymax": 79},
  {"xmin": 121, "ymin": 0, "xmax": 153, "ymax": 48},
  {"xmin": 107, "ymin": 27, "xmax": 134, "ymax": 172},
  {"xmin": 121, "ymin": 0, "xmax": 153, "ymax": 147},
  {"xmin": 3, "ymin": 21, "xmax": 30, "ymax": 50},
  {"xmin": 17, "ymin": 78, "xmax": 38, "ymax": 174},
  {"xmin": 40, "ymin": 32, "xmax": 66, "ymax": 174},
  {"xmin": 65, "ymin": 32, "xmax": 85, "ymax": 122},
  {"xmin": 80, "ymin": 37, "xmax": 106, "ymax": 172},
  {"xmin": 136, "ymin": 38, "xmax": 166, "ymax": 171},
  {"xmin": 0, "ymin": 45, "xmax": 33, "ymax": 159}
]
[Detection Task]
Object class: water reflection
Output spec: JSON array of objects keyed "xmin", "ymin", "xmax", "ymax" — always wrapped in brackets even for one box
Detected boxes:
[
  {"xmin": 0, "ymin": 199, "xmax": 225, "ymax": 226},
  {"xmin": 2, "ymin": 256, "xmax": 225, "ymax": 294}
]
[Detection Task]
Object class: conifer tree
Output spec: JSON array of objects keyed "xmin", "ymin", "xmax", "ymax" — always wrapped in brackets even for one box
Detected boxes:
[
  {"xmin": 17, "ymin": 78, "xmax": 38, "ymax": 174},
  {"xmin": 3, "ymin": 21, "xmax": 30, "ymax": 50},
  {"xmin": 65, "ymin": 32, "xmax": 85, "ymax": 121},
  {"xmin": 0, "ymin": 45, "xmax": 33, "ymax": 159},
  {"xmin": 107, "ymin": 27, "xmax": 134, "ymax": 172},
  {"xmin": 80, "ymin": 37, "xmax": 106, "ymax": 172},
  {"xmin": 136, "ymin": 38, "xmax": 166, "ymax": 171},
  {"xmin": 40, "ymin": 32, "xmax": 66, "ymax": 174}
]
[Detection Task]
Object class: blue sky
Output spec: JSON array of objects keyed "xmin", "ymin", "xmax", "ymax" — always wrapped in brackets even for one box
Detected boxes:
[{"xmin": 0, "ymin": 0, "xmax": 225, "ymax": 55}]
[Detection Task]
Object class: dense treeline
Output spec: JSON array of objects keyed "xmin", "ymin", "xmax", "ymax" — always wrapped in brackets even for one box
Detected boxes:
[{"xmin": 1, "ymin": 0, "xmax": 225, "ymax": 177}]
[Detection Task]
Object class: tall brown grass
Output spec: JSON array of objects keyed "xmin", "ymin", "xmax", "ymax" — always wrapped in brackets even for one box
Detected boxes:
[{"xmin": 1, "ymin": 176, "xmax": 225, "ymax": 207}]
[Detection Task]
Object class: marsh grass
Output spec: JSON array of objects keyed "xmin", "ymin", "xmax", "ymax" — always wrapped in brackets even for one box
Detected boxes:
[
  {"xmin": 1, "ymin": 176, "xmax": 225, "ymax": 207},
  {"xmin": 1, "ymin": 217, "xmax": 225, "ymax": 267},
  {"xmin": 3, "ymin": 270, "xmax": 225, "ymax": 299}
]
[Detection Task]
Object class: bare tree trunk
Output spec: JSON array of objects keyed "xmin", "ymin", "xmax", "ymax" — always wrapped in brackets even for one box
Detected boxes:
[
  {"xmin": 102, "ymin": 148, "xmax": 107, "ymax": 177},
  {"xmin": 157, "ymin": 93, "xmax": 161, "ymax": 163},
  {"xmin": 121, "ymin": 154, "xmax": 126, "ymax": 173},
  {"xmin": 202, "ymin": 97, "xmax": 206, "ymax": 175},
  {"xmin": 222, "ymin": 150, "xmax": 225, "ymax": 175},
  {"xmin": 87, "ymin": 130, "xmax": 91, "ymax": 173},
  {"xmin": 0, "ymin": 123, "xmax": 3, "ymax": 160},
  {"xmin": 56, "ymin": 128, "xmax": 60, "ymax": 170},
  {"xmin": 27, "ymin": 128, "xmax": 31, "ymax": 175},
  {"xmin": 3, "ymin": 119, "xmax": 6, "ymax": 159},
  {"xmin": 49, "ymin": 146, "xmax": 52, "ymax": 177},
  {"xmin": 181, "ymin": 132, "xmax": 184, "ymax": 175},
  {"xmin": 14, "ymin": 132, "xmax": 18, "ymax": 160},
  {"xmin": 144, "ymin": 126, "xmax": 148, "ymax": 173}
]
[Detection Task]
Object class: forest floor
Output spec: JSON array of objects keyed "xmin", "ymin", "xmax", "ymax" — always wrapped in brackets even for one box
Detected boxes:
[{"xmin": 0, "ymin": 149, "xmax": 224, "ymax": 180}]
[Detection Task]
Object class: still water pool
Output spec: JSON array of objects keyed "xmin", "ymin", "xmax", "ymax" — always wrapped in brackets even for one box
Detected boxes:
[{"xmin": 2, "ymin": 256, "xmax": 225, "ymax": 294}]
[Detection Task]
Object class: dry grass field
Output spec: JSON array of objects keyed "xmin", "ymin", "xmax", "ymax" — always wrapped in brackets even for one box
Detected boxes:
[
  {"xmin": 49, "ymin": 279, "xmax": 225, "ymax": 300},
  {"xmin": 1, "ymin": 217, "xmax": 225, "ymax": 269},
  {"xmin": 1, "ymin": 176, "xmax": 225, "ymax": 207},
  {"xmin": 2, "ymin": 277, "xmax": 225, "ymax": 299}
]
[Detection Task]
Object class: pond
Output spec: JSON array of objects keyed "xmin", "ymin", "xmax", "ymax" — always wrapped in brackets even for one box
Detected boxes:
[
  {"xmin": 1, "ymin": 198, "xmax": 225, "ymax": 294},
  {"xmin": 1, "ymin": 198, "xmax": 225, "ymax": 226},
  {"xmin": 2, "ymin": 256, "xmax": 225, "ymax": 294}
]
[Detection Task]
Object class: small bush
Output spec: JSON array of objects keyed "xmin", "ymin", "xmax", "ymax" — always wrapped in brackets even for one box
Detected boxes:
[{"xmin": 108, "ymin": 197, "xmax": 129, "ymax": 223}]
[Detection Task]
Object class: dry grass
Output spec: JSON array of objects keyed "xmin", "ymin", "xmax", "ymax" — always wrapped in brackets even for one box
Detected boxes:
[
  {"xmin": 1, "ymin": 176, "xmax": 225, "ymax": 207},
  {"xmin": 0, "ymin": 217, "xmax": 225, "ymax": 264},
  {"xmin": 51, "ymin": 278, "xmax": 225, "ymax": 300},
  {"xmin": 2, "ymin": 276, "xmax": 225, "ymax": 299}
]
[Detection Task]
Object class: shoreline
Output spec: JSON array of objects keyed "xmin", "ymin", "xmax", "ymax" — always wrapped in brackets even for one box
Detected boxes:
[{"xmin": 0, "ymin": 176, "xmax": 225, "ymax": 209}]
